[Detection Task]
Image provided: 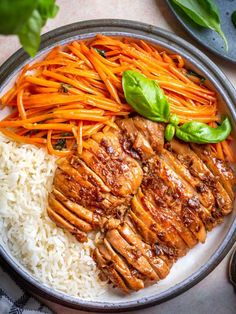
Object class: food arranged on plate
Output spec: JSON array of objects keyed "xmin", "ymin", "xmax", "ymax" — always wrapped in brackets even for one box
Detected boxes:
[{"xmin": 0, "ymin": 35, "xmax": 235, "ymax": 296}]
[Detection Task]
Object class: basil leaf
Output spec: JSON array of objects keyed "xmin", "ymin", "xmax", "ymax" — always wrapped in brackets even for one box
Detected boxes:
[
  {"xmin": 171, "ymin": 0, "xmax": 228, "ymax": 51},
  {"xmin": 18, "ymin": 9, "xmax": 42, "ymax": 57},
  {"xmin": 175, "ymin": 118, "xmax": 231, "ymax": 144},
  {"xmin": 37, "ymin": 0, "xmax": 59, "ymax": 26},
  {"xmin": 165, "ymin": 124, "xmax": 176, "ymax": 141},
  {"xmin": 0, "ymin": 0, "xmax": 59, "ymax": 57},
  {"xmin": 169, "ymin": 114, "xmax": 179, "ymax": 126},
  {"xmin": 232, "ymin": 11, "xmax": 236, "ymax": 28},
  {"xmin": 122, "ymin": 70, "xmax": 170, "ymax": 123},
  {"xmin": 0, "ymin": 0, "xmax": 37, "ymax": 34}
]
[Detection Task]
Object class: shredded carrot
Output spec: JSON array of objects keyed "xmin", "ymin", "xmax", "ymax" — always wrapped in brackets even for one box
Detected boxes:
[
  {"xmin": 221, "ymin": 141, "xmax": 235, "ymax": 162},
  {"xmin": 47, "ymin": 130, "xmax": 71, "ymax": 156},
  {"xmin": 0, "ymin": 35, "xmax": 233, "ymax": 160}
]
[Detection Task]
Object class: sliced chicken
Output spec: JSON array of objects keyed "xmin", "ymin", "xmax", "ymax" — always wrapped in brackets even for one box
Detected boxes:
[
  {"xmin": 80, "ymin": 132, "xmax": 143, "ymax": 197},
  {"xmin": 93, "ymin": 248, "xmax": 130, "ymax": 293},
  {"xmin": 143, "ymin": 156, "xmax": 207, "ymax": 243},
  {"xmin": 118, "ymin": 222, "xmax": 170, "ymax": 279},
  {"xmin": 168, "ymin": 139, "xmax": 233, "ymax": 216},
  {"xmin": 96, "ymin": 239, "xmax": 144, "ymax": 291},
  {"xmin": 47, "ymin": 206, "xmax": 87, "ymax": 242},
  {"xmin": 106, "ymin": 229, "xmax": 159, "ymax": 281},
  {"xmin": 131, "ymin": 193, "xmax": 188, "ymax": 257},
  {"xmin": 53, "ymin": 168, "xmax": 129, "ymax": 214},
  {"xmin": 140, "ymin": 189, "xmax": 197, "ymax": 249},
  {"xmin": 48, "ymin": 194, "xmax": 93, "ymax": 232},
  {"xmin": 190, "ymin": 144, "xmax": 235, "ymax": 200},
  {"xmin": 117, "ymin": 118, "xmax": 155, "ymax": 160},
  {"xmin": 47, "ymin": 116, "xmax": 235, "ymax": 294},
  {"xmin": 52, "ymin": 188, "xmax": 100, "ymax": 227},
  {"xmin": 117, "ymin": 116, "xmax": 164, "ymax": 159}
]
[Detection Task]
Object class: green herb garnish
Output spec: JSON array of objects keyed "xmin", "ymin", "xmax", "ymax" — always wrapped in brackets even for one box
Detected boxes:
[
  {"xmin": 122, "ymin": 70, "xmax": 231, "ymax": 144},
  {"xmin": 94, "ymin": 48, "xmax": 106, "ymax": 58},
  {"xmin": 0, "ymin": 0, "xmax": 59, "ymax": 57},
  {"xmin": 175, "ymin": 118, "xmax": 231, "ymax": 144},
  {"xmin": 187, "ymin": 70, "xmax": 206, "ymax": 83},
  {"xmin": 54, "ymin": 138, "xmax": 66, "ymax": 150},
  {"xmin": 59, "ymin": 83, "xmax": 72, "ymax": 93},
  {"xmin": 232, "ymin": 11, "xmax": 236, "ymax": 28},
  {"xmin": 122, "ymin": 70, "xmax": 170, "ymax": 123},
  {"xmin": 171, "ymin": 0, "xmax": 228, "ymax": 51},
  {"xmin": 61, "ymin": 132, "xmax": 72, "ymax": 137},
  {"xmin": 165, "ymin": 124, "xmax": 176, "ymax": 141}
]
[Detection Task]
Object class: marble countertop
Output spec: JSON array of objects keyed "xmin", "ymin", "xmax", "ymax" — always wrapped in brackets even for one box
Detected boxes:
[{"xmin": 0, "ymin": 1, "xmax": 235, "ymax": 313}]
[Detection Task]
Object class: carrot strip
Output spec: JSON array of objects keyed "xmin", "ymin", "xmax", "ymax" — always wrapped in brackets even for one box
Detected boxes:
[
  {"xmin": 216, "ymin": 143, "xmax": 224, "ymax": 160},
  {"xmin": 17, "ymin": 89, "xmax": 27, "ymax": 119},
  {"xmin": 0, "ymin": 129, "xmax": 46, "ymax": 144},
  {"xmin": 42, "ymin": 70, "xmax": 104, "ymax": 96},
  {"xmin": 47, "ymin": 130, "xmax": 71, "ymax": 156},
  {"xmin": 221, "ymin": 141, "xmax": 235, "ymax": 162},
  {"xmin": 69, "ymin": 43, "xmax": 93, "ymax": 68}
]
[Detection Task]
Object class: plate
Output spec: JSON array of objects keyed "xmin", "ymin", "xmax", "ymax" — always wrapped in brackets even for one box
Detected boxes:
[
  {"xmin": 167, "ymin": 0, "xmax": 236, "ymax": 63},
  {"xmin": 0, "ymin": 19, "xmax": 236, "ymax": 312}
]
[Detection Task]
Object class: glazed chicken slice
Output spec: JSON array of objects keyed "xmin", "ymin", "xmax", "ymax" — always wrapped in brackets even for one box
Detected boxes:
[
  {"xmin": 138, "ymin": 189, "xmax": 197, "ymax": 249},
  {"xmin": 162, "ymin": 149, "xmax": 216, "ymax": 211},
  {"xmin": 116, "ymin": 118, "xmax": 155, "ymax": 160},
  {"xmin": 95, "ymin": 238, "xmax": 145, "ymax": 292},
  {"xmin": 53, "ymin": 168, "xmax": 128, "ymax": 213},
  {"xmin": 159, "ymin": 151, "xmax": 217, "ymax": 231},
  {"xmin": 116, "ymin": 116, "xmax": 164, "ymax": 160},
  {"xmin": 190, "ymin": 144, "xmax": 235, "ymax": 200},
  {"xmin": 47, "ymin": 116, "xmax": 235, "ymax": 293},
  {"xmin": 48, "ymin": 126, "xmax": 144, "ymax": 242},
  {"xmin": 143, "ymin": 156, "xmax": 207, "ymax": 243},
  {"xmin": 47, "ymin": 206, "xmax": 87, "ymax": 242},
  {"xmin": 168, "ymin": 139, "xmax": 233, "ymax": 216},
  {"xmin": 106, "ymin": 229, "xmax": 159, "ymax": 281},
  {"xmin": 132, "ymin": 116, "xmax": 165, "ymax": 153},
  {"xmin": 93, "ymin": 248, "xmax": 130, "ymax": 293},
  {"xmin": 118, "ymin": 222, "xmax": 170, "ymax": 279},
  {"xmin": 131, "ymin": 193, "xmax": 188, "ymax": 258},
  {"xmin": 80, "ymin": 131, "xmax": 143, "ymax": 197}
]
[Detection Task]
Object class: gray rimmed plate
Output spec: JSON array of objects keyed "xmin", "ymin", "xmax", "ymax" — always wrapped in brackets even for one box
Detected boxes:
[
  {"xmin": 167, "ymin": 0, "xmax": 236, "ymax": 63},
  {"xmin": 0, "ymin": 19, "xmax": 236, "ymax": 313}
]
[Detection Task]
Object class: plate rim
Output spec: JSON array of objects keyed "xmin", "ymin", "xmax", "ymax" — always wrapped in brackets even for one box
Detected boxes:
[{"xmin": 0, "ymin": 19, "xmax": 236, "ymax": 312}]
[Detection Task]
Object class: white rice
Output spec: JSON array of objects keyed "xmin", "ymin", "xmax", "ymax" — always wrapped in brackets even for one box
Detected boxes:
[{"xmin": 0, "ymin": 134, "xmax": 108, "ymax": 299}]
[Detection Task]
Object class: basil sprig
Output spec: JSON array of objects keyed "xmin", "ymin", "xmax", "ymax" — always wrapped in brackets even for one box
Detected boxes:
[
  {"xmin": 0, "ymin": 0, "xmax": 59, "ymax": 57},
  {"xmin": 122, "ymin": 70, "xmax": 231, "ymax": 144},
  {"xmin": 122, "ymin": 70, "xmax": 170, "ymax": 123},
  {"xmin": 175, "ymin": 118, "xmax": 231, "ymax": 144},
  {"xmin": 171, "ymin": 0, "xmax": 228, "ymax": 51},
  {"xmin": 232, "ymin": 11, "xmax": 236, "ymax": 28}
]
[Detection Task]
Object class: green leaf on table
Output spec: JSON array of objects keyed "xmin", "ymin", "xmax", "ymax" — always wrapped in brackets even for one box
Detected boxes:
[
  {"xmin": 232, "ymin": 11, "xmax": 236, "ymax": 28},
  {"xmin": 171, "ymin": 0, "xmax": 228, "ymax": 51}
]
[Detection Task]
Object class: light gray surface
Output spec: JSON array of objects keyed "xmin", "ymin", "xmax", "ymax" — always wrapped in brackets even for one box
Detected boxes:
[{"xmin": 0, "ymin": 1, "xmax": 236, "ymax": 313}]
